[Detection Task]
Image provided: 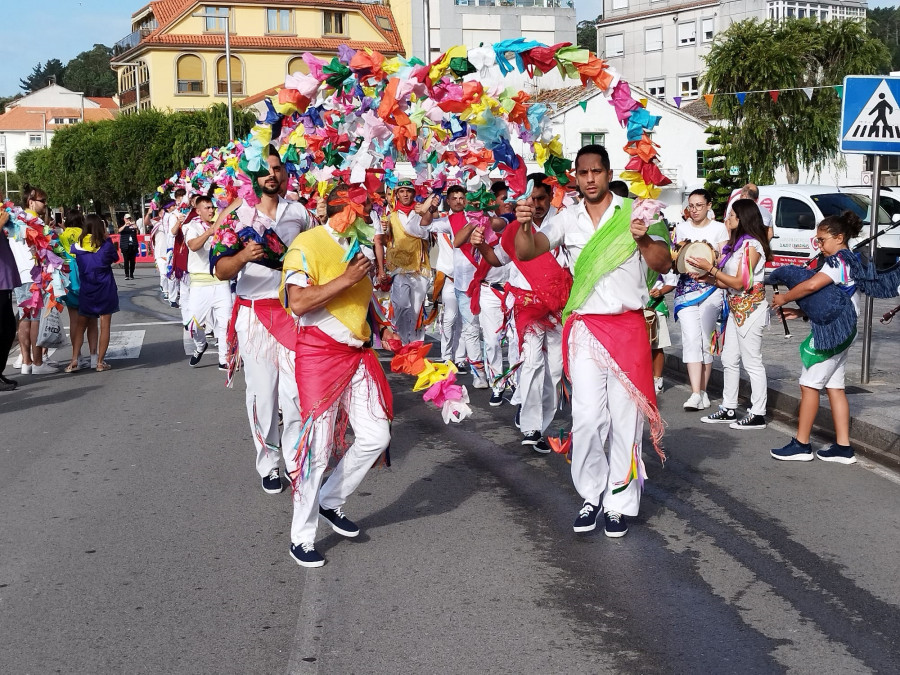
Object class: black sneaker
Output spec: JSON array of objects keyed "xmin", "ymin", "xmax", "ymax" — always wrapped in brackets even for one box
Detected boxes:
[
  {"xmin": 771, "ymin": 438, "xmax": 814, "ymax": 462},
  {"xmin": 0, "ymin": 379, "xmax": 16, "ymax": 392},
  {"xmin": 453, "ymin": 361, "xmax": 469, "ymax": 374},
  {"xmin": 522, "ymin": 430, "xmax": 541, "ymax": 446},
  {"xmin": 0, "ymin": 374, "xmax": 17, "ymax": 387},
  {"xmin": 189, "ymin": 342, "xmax": 209, "ymax": 367},
  {"xmin": 604, "ymin": 511, "xmax": 628, "ymax": 538},
  {"xmin": 816, "ymin": 443, "xmax": 857, "ymax": 465},
  {"xmin": 289, "ymin": 542, "xmax": 325, "ymax": 568},
  {"xmin": 170, "ymin": 301, "xmax": 179, "ymax": 308},
  {"xmin": 701, "ymin": 407, "xmax": 737, "ymax": 424},
  {"xmin": 218, "ymin": 362, "xmax": 228, "ymax": 371},
  {"xmin": 262, "ymin": 468, "xmax": 284, "ymax": 494},
  {"xmin": 573, "ymin": 502, "xmax": 600, "ymax": 533},
  {"xmin": 514, "ymin": 406, "xmax": 521, "ymax": 430},
  {"xmin": 533, "ymin": 438, "xmax": 551, "ymax": 454},
  {"xmin": 319, "ymin": 505, "xmax": 360, "ymax": 537},
  {"xmin": 489, "ymin": 391, "xmax": 503, "ymax": 407},
  {"xmin": 730, "ymin": 413, "xmax": 766, "ymax": 430}
]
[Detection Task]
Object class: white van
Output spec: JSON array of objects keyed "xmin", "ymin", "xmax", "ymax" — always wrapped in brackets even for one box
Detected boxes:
[{"xmin": 730, "ymin": 185, "xmax": 900, "ymax": 270}]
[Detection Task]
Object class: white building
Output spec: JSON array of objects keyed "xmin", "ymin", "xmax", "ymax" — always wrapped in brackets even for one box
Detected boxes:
[
  {"xmin": 595, "ymin": 0, "xmax": 867, "ymax": 106},
  {"xmin": 0, "ymin": 84, "xmax": 118, "ymax": 173}
]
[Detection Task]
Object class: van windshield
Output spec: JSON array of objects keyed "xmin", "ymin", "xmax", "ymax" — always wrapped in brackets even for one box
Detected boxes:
[{"xmin": 811, "ymin": 193, "xmax": 891, "ymax": 225}]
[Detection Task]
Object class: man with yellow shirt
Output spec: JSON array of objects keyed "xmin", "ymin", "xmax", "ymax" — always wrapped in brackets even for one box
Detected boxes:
[
  {"xmin": 384, "ymin": 180, "xmax": 436, "ymax": 344},
  {"xmin": 282, "ymin": 183, "xmax": 393, "ymax": 568}
]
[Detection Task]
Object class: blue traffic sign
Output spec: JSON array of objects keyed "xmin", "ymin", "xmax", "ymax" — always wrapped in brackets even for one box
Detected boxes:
[{"xmin": 841, "ymin": 76, "xmax": 900, "ymax": 155}]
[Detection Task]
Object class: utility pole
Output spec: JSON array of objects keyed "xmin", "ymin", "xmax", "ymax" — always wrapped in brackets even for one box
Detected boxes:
[{"xmin": 192, "ymin": 8, "xmax": 234, "ymax": 142}]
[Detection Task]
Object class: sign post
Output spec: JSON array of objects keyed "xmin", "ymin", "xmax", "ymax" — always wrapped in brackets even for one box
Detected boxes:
[{"xmin": 839, "ymin": 75, "xmax": 900, "ymax": 383}]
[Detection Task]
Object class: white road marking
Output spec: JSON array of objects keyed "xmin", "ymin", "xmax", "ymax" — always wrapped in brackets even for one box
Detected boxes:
[
  {"xmin": 105, "ymin": 330, "xmax": 145, "ymax": 360},
  {"xmin": 113, "ymin": 320, "xmax": 181, "ymax": 328},
  {"xmin": 286, "ymin": 568, "xmax": 329, "ymax": 674}
]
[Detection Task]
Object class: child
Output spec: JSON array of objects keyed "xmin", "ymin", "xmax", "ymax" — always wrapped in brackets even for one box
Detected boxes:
[
  {"xmin": 72, "ymin": 214, "xmax": 119, "ymax": 372},
  {"xmin": 647, "ymin": 271, "xmax": 677, "ymax": 393},
  {"xmin": 689, "ymin": 199, "xmax": 771, "ymax": 430},
  {"xmin": 770, "ymin": 210, "xmax": 863, "ymax": 463}
]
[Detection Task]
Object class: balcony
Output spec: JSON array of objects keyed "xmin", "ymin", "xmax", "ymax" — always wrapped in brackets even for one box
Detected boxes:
[{"xmin": 113, "ymin": 28, "xmax": 152, "ymax": 56}]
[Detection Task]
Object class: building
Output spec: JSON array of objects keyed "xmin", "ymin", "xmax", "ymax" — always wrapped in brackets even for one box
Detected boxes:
[
  {"xmin": 0, "ymin": 84, "xmax": 118, "ymax": 172},
  {"xmin": 111, "ymin": 0, "xmax": 406, "ymax": 116},
  {"xmin": 595, "ymin": 0, "xmax": 867, "ymax": 106},
  {"xmin": 391, "ymin": 0, "xmax": 577, "ymax": 64}
]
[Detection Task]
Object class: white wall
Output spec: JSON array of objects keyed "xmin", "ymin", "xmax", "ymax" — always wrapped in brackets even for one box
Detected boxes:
[
  {"xmin": 2, "ymin": 131, "xmax": 53, "ymax": 172},
  {"xmin": 8, "ymin": 84, "xmax": 99, "ymax": 110}
]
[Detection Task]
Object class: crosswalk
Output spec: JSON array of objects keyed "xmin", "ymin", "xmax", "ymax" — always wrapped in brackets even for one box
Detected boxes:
[{"xmin": 6, "ymin": 330, "xmax": 146, "ymax": 365}]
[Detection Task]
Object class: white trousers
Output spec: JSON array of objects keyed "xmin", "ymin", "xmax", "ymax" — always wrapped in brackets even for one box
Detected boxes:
[
  {"xmin": 679, "ymin": 292, "xmax": 723, "ymax": 364},
  {"xmin": 155, "ymin": 257, "xmax": 168, "ymax": 289},
  {"xmin": 178, "ymin": 274, "xmax": 192, "ymax": 326},
  {"xmin": 478, "ymin": 286, "xmax": 508, "ymax": 394},
  {"xmin": 189, "ymin": 282, "xmax": 234, "ymax": 363},
  {"xmin": 287, "ymin": 362, "xmax": 391, "ymax": 545},
  {"xmin": 235, "ymin": 305, "xmax": 302, "ymax": 478},
  {"xmin": 721, "ymin": 313, "xmax": 768, "ymax": 416},
  {"xmin": 391, "ymin": 273, "xmax": 428, "ymax": 344},
  {"xmin": 454, "ymin": 287, "xmax": 484, "ymax": 382},
  {"xmin": 569, "ymin": 321, "xmax": 643, "ymax": 517},
  {"xmin": 518, "ymin": 322, "xmax": 563, "ymax": 435},
  {"xmin": 439, "ymin": 278, "xmax": 465, "ymax": 363}
]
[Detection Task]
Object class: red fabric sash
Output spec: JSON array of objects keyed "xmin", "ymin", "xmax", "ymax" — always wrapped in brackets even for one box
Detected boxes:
[
  {"xmin": 448, "ymin": 211, "xmax": 479, "ymax": 269},
  {"xmin": 393, "ymin": 202, "xmax": 415, "ymax": 216},
  {"xmin": 226, "ymin": 296, "xmax": 298, "ymax": 354},
  {"xmin": 294, "ymin": 325, "xmax": 393, "ymax": 421},
  {"xmin": 500, "ymin": 220, "xmax": 572, "ymax": 345}
]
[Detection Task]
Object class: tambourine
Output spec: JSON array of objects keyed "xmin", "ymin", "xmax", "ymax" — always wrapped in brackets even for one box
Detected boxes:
[{"xmin": 675, "ymin": 240, "xmax": 717, "ymax": 275}]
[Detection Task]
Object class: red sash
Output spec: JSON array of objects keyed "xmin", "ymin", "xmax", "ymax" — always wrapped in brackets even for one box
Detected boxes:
[
  {"xmin": 500, "ymin": 221, "xmax": 572, "ymax": 345},
  {"xmin": 226, "ymin": 297, "xmax": 298, "ymax": 354},
  {"xmin": 294, "ymin": 325, "xmax": 393, "ymax": 421},
  {"xmin": 448, "ymin": 211, "xmax": 479, "ymax": 268}
]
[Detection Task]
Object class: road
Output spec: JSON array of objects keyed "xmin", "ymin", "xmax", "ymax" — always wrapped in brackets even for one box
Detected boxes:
[{"xmin": 2, "ymin": 272, "xmax": 899, "ymax": 675}]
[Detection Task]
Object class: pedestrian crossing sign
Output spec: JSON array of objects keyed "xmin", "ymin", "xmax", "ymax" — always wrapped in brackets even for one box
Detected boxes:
[{"xmin": 841, "ymin": 76, "xmax": 900, "ymax": 154}]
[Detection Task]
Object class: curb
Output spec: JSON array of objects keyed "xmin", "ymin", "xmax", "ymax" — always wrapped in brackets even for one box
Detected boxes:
[{"xmin": 663, "ymin": 354, "xmax": 900, "ymax": 470}]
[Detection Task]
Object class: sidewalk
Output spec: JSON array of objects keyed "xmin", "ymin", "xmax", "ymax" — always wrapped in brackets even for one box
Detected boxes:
[{"xmin": 663, "ymin": 295, "xmax": 900, "ymax": 469}]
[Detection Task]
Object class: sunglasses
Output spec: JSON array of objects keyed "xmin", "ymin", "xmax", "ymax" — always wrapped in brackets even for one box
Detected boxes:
[{"xmin": 33, "ymin": 198, "xmax": 46, "ymax": 204}]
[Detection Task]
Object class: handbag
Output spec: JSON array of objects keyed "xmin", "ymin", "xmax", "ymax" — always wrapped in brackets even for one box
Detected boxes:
[{"xmin": 36, "ymin": 307, "xmax": 67, "ymax": 348}]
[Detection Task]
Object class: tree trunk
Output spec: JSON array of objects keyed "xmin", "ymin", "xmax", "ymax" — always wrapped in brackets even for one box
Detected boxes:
[{"xmin": 785, "ymin": 164, "xmax": 800, "ymax": 184}]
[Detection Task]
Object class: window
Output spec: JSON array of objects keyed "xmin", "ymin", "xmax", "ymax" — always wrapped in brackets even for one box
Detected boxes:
[
  {"xmin": 267, "ymin": 8, "xmax": 291, "ymax": 33},
  {"xmin": 216, "ymin": 55, "xmax": 244, "ymax": 96},
  {"xmin": 646, "ymin": 79, "xmax": 666, "ymax": 100},
  {"xmin": 204, "ymin": 6, "xmax": 229, "ymax": 32},
  {"xmin": 612, "ymin": 0, "xmax": 627, "ymax": 8},
  {"xmin": 29, "ymin": 134, "xmax": 43, "ymax": 147},
  {"xmin": 677, "ymin": 21, "xmax": 696, "ymax": 46},
  {"xmin": 176, "ymin": 54, "xmax": 204, "ymax": 94},
  {"xmin": 324, "ymin": 11, "xmax": 346, "ymax": 36},
  {"xmin": 679, "ymin": 75, "xmax": 699, "ymax": 98},
  {"xmin": 0, "ymin": 152, "xmax": 5, "ymax": 170},
  {"xmin": 702, "ymin": 18, "xmax": 714, "ymax": 42},
  {"xmin": 645, "ymin": 27, "xmax": 662, "ymax": 52},
  {"xmin": 697, "ymin": 150, "xmax": 707, "ymax": 178},
  {"xmin": 776, "ymin": 197, "xmax": 816, "ymax": 230},
  {"xmin": 287, "ymin": 57, "xmax": 310, "ymax": 75},
  {"xmin": 581, "ymin": 132, "xmax": 606, "ymax": 147},
  {"xmin": 375, "ymin": 16, "xmax": 393, "ymax": 31},
  {"xmin": 604, "ymin": 34, "xmax": 624, "ymax": 57}
]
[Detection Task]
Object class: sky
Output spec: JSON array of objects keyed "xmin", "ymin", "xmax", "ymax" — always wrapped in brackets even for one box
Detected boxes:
[{"xmin": 0, "ymin": 0, "xmax": 897, "ymax": 97}]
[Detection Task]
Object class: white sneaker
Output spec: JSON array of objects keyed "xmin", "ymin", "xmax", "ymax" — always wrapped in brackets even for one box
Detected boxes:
[
  {"xmin": 654, "ymin": 377, "xmax": 663, "ymax": 394},
  {"xmin": 20, "ymin": 364, "xmax": 32, "ymax": 375},
  {"xmin": 13, "ymin": 354, "xmax": 22, "ymax": 368},
  {"xmin": 683, "ymin": 392, "xmax": 703, "ymax": 410},
  {"xmin": 700, "ymin": 391, "xmax": 710, "ymax": 409},
  {"xmin": 472, "ymin": 376, "xmax": 490, "ymax": 390},
  {"xmin": 31, "ymin": 362, "xmax": 59, "ymax": 375},
  {"xmin": 90, "ymin": 354, "xmax": 98, "ymax": 369},
  {"xmin": 43, "ymin": 358, "xmax": 60, "ymax": 368},
  {"xmin": 78, "ymin": 355, "xmax": 91, "ymax": 368}
]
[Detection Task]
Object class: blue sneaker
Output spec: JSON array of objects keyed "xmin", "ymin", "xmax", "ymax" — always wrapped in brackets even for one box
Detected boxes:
[
  {"xmin": 573, "ymin": 502, "xmax": 600, "ymax": 533},
  {"xmin": 816, "ymin": 444, "xmax": 857, "ymax": 465},
  {"xmin": 771, "ymin": 438, "xmax": 814, "ymax": 462},
  {"xmin": 289, "ymin": 542, "xmax": 324, "ymax": 568}
]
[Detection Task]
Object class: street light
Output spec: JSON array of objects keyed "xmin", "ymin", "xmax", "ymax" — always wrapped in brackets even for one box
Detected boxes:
[{"xmin": 192, "ymin": 8, "xmax": 234, "ymax": 142}]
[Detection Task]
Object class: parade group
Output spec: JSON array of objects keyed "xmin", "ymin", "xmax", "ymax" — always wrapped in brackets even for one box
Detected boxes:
[{"xmin": 3, "ymin": 40, "xmax": 899, "ymax": 569}]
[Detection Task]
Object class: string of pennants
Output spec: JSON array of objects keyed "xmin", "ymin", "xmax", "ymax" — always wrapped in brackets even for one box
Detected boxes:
[{"xmin": 690, "ymin": 84, "xmax": 845, "ymax": 109}]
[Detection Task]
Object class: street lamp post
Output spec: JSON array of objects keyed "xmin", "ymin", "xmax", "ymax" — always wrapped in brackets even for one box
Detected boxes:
[{"xmin": 192, "ymin": 8, "xmax": 234, "ymax": 142}]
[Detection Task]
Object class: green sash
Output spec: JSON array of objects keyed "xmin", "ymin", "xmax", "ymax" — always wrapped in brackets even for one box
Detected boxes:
[
  {"xmin": 800, "ymin": 328, "xmax": 856, "ymax": 369},
  {"xmin": 562, "ymin": 198, "xmax": 670, "ymax": 322}
]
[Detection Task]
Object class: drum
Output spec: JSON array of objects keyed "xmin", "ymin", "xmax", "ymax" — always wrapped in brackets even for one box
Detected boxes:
[
  {"xmin": 675, "ymin": 240, "xmax": 717, "ymax": 275},
  {"xmin": 644, "ymin": 308, "xmax": 659, "ymax": 345}
]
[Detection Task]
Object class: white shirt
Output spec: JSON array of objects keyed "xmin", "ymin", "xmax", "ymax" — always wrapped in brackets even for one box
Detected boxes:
[
  {"xmin": 430, "ymin": 217, "xmax": 477, "ymax": 292},
  {"xmin": 541, "ymin": 195, "xmax": 665, "ymax": 315},
  {"xmin": 722, "ymin": 239, "xmax": 767, "ymax": 296},
  {"xmin": 393, "ymin": 210, "xmax": 430, "ymax": 239},
  {"xmin": 493, "ymin": 215, "xmax": 561, "ymax": 291},
  {"xmin": 10, "ymin": 239, "xmax": 34, "ymax": 278},
  {"xmin": 183, "ymin": 218, "xmax": 222, "ymax": 277},
  {"xmin": 819, "ymin": 255, "xmax": 859, "ymax": 313},
  {"xmin": 163, "ymin": 211, "xmax": 179, "ymax": 249},
  {"xmin": 674, "ymin": 219, "xmax": 729, "ymax": 249},
  {"xmin": 432, "ymin": 215, "xmax": 455, "ymax": 276},
  {"xmin": 234, "ymin": 197, "xmax": 311, "ymax": 300},
  {"xmin": 284, "ymin": 224, "xmax": 365, "ymax": 347}
]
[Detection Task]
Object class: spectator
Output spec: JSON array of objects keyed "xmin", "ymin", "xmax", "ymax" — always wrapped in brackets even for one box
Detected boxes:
[
  {"xmin": 118, "ymin": 214, "xmax": 139, "ymax": 280},
  {"xmin": 60, "ymin": 209, "xmax": 99, "ymax": 373},
  {"xmin": 0, "ymin": 209, "xmax": 20, "ymax": 391},
  {"xmin": 72, "ymin": 214, "xmax": 119, "ymax": 372}
]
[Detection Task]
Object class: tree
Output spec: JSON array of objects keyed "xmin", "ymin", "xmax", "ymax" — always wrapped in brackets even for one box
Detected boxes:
[
  {"xmin": 702, "ymin": 126, "xmax": 746, "ymax": 215},
  {"xmin": 702, "ymin": 18, "xmax": 891, "ymax": 184},
  {"xmin": 19, "ymin": 59, "xmax": 66, "ymax": 93},
  {"xmin": 868, "ymin": 9, "xmax": 900, "ymax": 72},
  {"xmin": 576, "ymin": 19, "xmax": 598, "ymax": 54},
  {"xmin": 63, "ymin": 45, "xmax": 117, "ymax": 98}
]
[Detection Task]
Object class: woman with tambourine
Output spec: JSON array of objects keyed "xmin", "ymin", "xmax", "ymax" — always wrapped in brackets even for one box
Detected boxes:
[
  {"xmin": 688, "ymin": 199, "xmax": 772, "ymax": 430},
  {"xmin": 672, "ymin": 189, "xmax": 729, "ymax": 411}
]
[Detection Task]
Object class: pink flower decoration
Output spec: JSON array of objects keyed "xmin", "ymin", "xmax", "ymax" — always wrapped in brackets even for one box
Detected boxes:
[{"xmin": 423, "ymin": 371, "xmax": 463, "ymax": 407}]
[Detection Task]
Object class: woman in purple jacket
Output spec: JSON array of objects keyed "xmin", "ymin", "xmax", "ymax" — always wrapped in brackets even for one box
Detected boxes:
[
  {"xmin": 72, "ymin": 214, "xmax": 119, "ymax": 372},
  {"xmin": 0, "ymin": 210, "xmax": 21, "ymax": 390}
]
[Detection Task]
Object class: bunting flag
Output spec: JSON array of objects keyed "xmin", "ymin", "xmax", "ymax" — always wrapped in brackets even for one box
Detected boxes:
[
  {"xmin": 834, "ymin": 85, "xmax": 844, "ymax": 99},
  {"xmin": 578, "ymin": 100, "xmax": 588, "ymax": 112},
  {"xmin": 673, "ymin": 96, "xmax": 682, "ymax": 109},
  {"xmin": 691, "ymin": 83, "xmax": 843, "ymax": 110},
  {"xmin": 703, "ymin": 94, "xmax": 715, "ymax": 108},
  {"xmin": 769, "ymin": 90, "xmax": 779, "ymax": 103},
  {"xmin": 735, "ymin": 92, "xmax": 747, "ymax": 106},
  {"xmin": 639, "ymin": 98, "xmax": 648, "ymax": 108},
  {"xmin": 803, "ymin": 87, "xmax": 814, "ymax": 100}
]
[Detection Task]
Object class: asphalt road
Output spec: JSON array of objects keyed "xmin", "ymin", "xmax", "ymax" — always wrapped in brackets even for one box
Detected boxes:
[{"xmin": 2, "ymin": 271, "xmax": 899, "ymax": 675}]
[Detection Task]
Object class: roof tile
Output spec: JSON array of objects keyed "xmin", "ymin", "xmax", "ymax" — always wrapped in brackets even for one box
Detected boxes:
[{"xmin": 0, "ymin": 107, "xmax": 115, "ymax": 131}]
